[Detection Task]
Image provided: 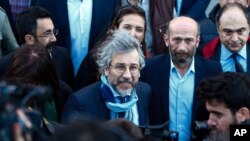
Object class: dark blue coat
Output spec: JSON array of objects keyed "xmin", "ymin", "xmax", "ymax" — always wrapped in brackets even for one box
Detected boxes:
[
  {"xmin": 36, "ymin": 0, "xmax": 118, "ymax": 50},
  {"xmin": 179, "ymin": 0, "xmax": 210, "ymax": 21},
  {"xmin": 62, "ymin": 81, "xmax": 151, "ymax": 125},
  {"xmin": 140, "ymin": 54, "xmax": 222, "ymax": 125}
]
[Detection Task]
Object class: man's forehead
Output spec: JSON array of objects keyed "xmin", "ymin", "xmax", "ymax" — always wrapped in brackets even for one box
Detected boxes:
[
  {"xmin": 220, "ymin": 7, "xmax": 248, "ymax": 23},
  {"xmin": 169, "ymin": 28, "xmax": 198, "ymax": 38},
  {"xmin": 169, "ymin": 19, "xmax": 198, "ymax": 35}
]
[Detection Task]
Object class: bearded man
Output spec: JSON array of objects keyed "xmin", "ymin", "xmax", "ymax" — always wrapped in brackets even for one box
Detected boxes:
[
  {"xmin": 140, "ymin": 16, "xmax": 222, "ymax": 141},
  {"xmin": 61, "ymin": 30, "xmax": 151, "ymax": 126},
  {"xmin": 196, "ymin": 72, "xmax": 250, "ymax": 141}
]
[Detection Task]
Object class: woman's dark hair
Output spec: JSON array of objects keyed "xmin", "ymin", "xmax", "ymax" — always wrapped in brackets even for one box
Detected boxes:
[
  {"xmin": 6, "ymin": 44, "xmax": 59, "ymax": 91},
  {"xmin": 110, "ymin": 5, "xmax": 147, "ymax": 56},
  {"xmin": 6, "ymin": 44, "xmax": 60, "ymax": 117}
]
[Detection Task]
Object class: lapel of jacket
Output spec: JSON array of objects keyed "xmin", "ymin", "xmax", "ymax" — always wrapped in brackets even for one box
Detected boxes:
[
  {"xmin": 56, "ymin": 0, "xmax": 71, "ymax": 48},
  {"xmin": 211, "ymin": 45, "xmax": 221, "ymax": 62},
  {"xmin": 135, "ymin": 83, "xmax": 146, "ymax": 125},
  {"xmin": 160, "ymin": 55, "xmax": 171, "ymax": 121},
  {"xmin": 93, "ymin": 82, "xmax": 110, "ymax": 120},
  {"xmin": 246, "ymin": 45, "xmax": 250, "ymax": 74},
  {"xmin": 193, "ymin": 56, "xmax": 206, "ymax": 122},
  {"xmin": 88, "ymin": 0, "xmax": 100, "ymax": 50}
]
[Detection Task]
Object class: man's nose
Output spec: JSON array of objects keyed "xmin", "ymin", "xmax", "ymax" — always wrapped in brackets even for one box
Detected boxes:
[
  {"xmin": 231, "ymin": 32, "xmax": 239, "ymax": 42},
  {"xmin": 50, "ymin": 33, "xmax": 57, "ymax": 42},
  {"xmin": 207, "ymin": 114, "xmax": 217, "ymax": 128},
  {"xmin": 122, "ymin": 67, "xmax": 132, "ymax": 78},
  {"xmin": 177, "ymin": 41, "xmax": 188, "ymax": 51}
]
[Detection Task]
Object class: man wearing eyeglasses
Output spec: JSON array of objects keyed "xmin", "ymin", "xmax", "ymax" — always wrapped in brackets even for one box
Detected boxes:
[
  {"xmin": 0, "ymin": 6, "xmax": 74, "ymax": 89},
  {"xmin": 61, "ymin": 30, "xmax": 151, "ymax": 126}
]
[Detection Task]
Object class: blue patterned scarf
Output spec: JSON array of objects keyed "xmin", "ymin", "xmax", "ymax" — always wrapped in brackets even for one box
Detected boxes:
[{"xmin": 100, "ymin": 75, "xmax": 138, "ymax": 121}]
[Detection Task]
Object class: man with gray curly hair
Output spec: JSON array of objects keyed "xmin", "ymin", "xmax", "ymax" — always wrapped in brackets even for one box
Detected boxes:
[{"xmin": 61, "ymin": 30, "xmax": 151, "ymax": 126}]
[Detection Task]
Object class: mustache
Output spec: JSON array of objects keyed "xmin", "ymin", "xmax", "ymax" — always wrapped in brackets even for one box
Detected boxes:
[
  {"xmin": 46, "ymin": 41, "xmax": 56, "ymax": 51},
  {"xmin": 230, "ymin": 40, "xmax": 241, "ymax": 45},
  {"xmin": 118, "ymin": 80, "xmax": 133, "ymax": 84}
]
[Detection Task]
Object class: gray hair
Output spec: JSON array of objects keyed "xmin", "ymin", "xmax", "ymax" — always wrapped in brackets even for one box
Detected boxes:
[{"xmin": 96, "ymin": 30, "xmax": 145, "ymax": 74}]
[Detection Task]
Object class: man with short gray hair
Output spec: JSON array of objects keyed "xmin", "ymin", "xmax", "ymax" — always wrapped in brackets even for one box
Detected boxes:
[{"xmin": 61, "ymin": 30, "xmax": 151, "ymax": 126}]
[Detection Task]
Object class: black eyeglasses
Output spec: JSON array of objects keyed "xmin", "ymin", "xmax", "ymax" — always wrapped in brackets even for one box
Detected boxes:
[
  {"xmin": 109, "ymin": 64, "xmax": 140, "ymax": 74},
  {"xmin": 34, "ymin": 29, "xmax": 58, "ymax": 38}
]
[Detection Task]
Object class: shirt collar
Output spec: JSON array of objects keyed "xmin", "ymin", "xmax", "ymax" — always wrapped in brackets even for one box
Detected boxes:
[
  {"xmin": 221, "ymin": 43, "xmax": 247, "ymax": 60},
  {"xmin": 170, "ymin": 57, "xmax": 195, "ymax": 75}
]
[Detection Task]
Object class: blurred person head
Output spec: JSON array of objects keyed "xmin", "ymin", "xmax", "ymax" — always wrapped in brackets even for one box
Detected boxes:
[
  {"xmin": 110, "ymin": 5, "xmax": 147, "ymax": 56},
  {"xmin": 105, "ymin": 118, "xmax": 143, "ymax": 140},
  {"xmin": 51, "ymin": 118, "xmax": 130, "ymax": 141},
  {"xmin": 219, "ymin": 0, "xmax": 248, "ymax": 7},
  {"xmin": 16, "ymin": 6, "xmax": 57, "ymax": 51},
  {"xmin": 164, "ymin": 16, "xmax": 200, "ymax": 70},
  {"xmin": 6, "ymin": 44, "xmax": 59, "ymax": 92},
  {"xmin": 96, "ymin": 30, "xmax": 145, "ymax": 96},
  {"xmin": 215, "ymin": 3, "xmax": 250, "ymax": 53},
  {"xmin": 196, "ymin": 72, "xmax": 250, "ymax": 141},
  {"xmin": 5, "ymin": 44, "xmax": 60, "ymax": 120}
]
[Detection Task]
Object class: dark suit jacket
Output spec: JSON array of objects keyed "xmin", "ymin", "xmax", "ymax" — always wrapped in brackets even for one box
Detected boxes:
[
  {"xmin": 140, "ymin": 54, "xmax": 222, "ymax": 126},
  {"xmin": 0, "ymin": 46, "xmax": 74, "ymax": 88},
  {"xmin": 179, "ymin": 0, "xmax": 210, "ymax": 21},
  {"xmin": 61, "ymin": 81, "xmax": 151, "ymax": 126},
  {"xmin": 36, "ymin": 0, "xmax": 118, "ymax": 50},
  {"xmin": 56, "ymin": 80, "xmax": 72, "ymax": 121},
  {"xmin": 36, "ymin": 0, "xmax": 119, "ymax": 86},
  {"xmin": 202, "ymin": 37, "xmax": 250, "ymax": 74}
]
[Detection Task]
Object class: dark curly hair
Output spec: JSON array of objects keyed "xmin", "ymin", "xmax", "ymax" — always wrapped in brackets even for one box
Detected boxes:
[{"xmin": 196, "ymin": 72, "xmax": 250, "ymax": 114}]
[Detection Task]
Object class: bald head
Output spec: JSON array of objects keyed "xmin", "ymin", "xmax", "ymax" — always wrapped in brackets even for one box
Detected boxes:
[
  {"xmin": 164, "ymin": 16, "xmax": 200, "ymax": 70},
  {"xmin": 219, "ymin": 0, "xmax": 248, "ymax": 7},
  {"xmin": 216, "ymin": 3, "xmax": 250, "ymax": 27},
  {"xmin": 167, "ymin": 16, "xmax": 200, "ymax": 36}
]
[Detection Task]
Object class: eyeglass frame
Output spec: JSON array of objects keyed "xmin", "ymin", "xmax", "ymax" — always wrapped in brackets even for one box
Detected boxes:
[
  {"xmin": 33, "ymin": 29, "xmax": 59, "ymax": 38},
  {"xmin": 109, "ymin": 63, "xmax": 141, "ymax": 75}
]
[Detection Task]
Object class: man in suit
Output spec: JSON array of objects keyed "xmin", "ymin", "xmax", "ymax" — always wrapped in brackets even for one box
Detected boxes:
[
  {"xmin": 121, "ymin": 0, "xmax": 210, "ymax": 56},
  {"xmin": 0, "ymin": 6, "xmax": 74, "ymax": 88},
  {"xmin": 62, "ymin": 30, "xmax": 151, "ymax": 126},
  {"xmin": 202, "ymin": 3, "xmax": 250, "ymax": 73},
  {"xmin": 198, "ymin": 0, "xmax": 249, "ymax": 53},
  {"xmin": 36, "ymin": 0, "xmax": 119, "ymax": 81},
  {"xmin": 140, "ymin": 16, "xmax": 222, "ymax": 141}
]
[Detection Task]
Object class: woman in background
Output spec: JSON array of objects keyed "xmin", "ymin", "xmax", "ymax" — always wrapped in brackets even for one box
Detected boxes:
[
  {"xmin": 6, "ymin": 44, "xmax": 71, "ymax": 122},
  {"xmin": 74, "ymin": 5, "xmax": 148, "ymax": 91}
]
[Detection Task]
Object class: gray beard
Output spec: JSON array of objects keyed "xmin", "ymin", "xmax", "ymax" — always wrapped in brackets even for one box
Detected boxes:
[{"xmin": 169, "ymin": 48, "xmax": 196, "ymax": 69}]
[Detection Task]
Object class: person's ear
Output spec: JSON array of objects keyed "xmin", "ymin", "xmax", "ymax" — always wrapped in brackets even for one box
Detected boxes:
[
  {"xmin": 104, "ymin": 67, "xmax": 110, "ymax": 76},
  {"xmin": 24, "ymin": 34, "xmax": 35, "ymax": 45},
  {"xmin": 163, "ymin": 34, "xmax": 169, "ymax": 47},
  {"xmin": 236, "ymin": 107, "xmax": 250, "ymax": 123},
  {"xmin": 196, "ymin": 36, "xmax": 200, "ymax": 48}
]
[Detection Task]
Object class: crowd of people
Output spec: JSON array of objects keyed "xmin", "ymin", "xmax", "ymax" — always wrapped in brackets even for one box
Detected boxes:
[{"xmin": 1, "ymin": 0, "xmax": 250, "ymax": 141}]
